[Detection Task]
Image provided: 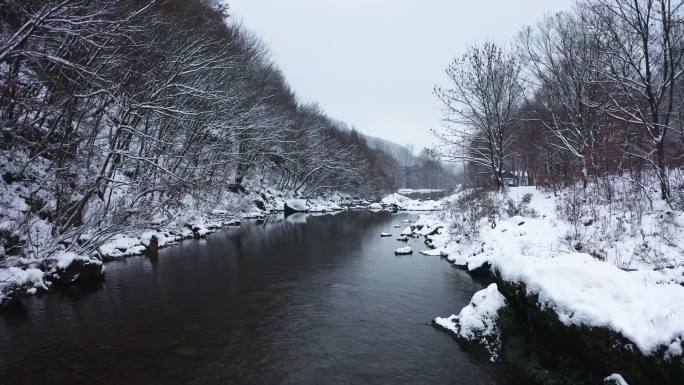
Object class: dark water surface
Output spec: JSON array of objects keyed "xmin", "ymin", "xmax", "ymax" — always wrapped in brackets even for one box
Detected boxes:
[{"xmin": 0, "ymin": 211, "xmax": 521, "ymax": 385}]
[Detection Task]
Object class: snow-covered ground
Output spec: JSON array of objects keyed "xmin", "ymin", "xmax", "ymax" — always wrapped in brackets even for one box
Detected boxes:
[{"xmin": 411, "ymin": 183, "xmax": 684, "ymax": 364}]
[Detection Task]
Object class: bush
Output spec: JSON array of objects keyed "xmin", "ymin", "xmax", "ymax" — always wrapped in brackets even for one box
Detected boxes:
[
  {"xmin": 444, "ymin": 189, "xmax": 500, "ymax": 238},
  {"xmin": 504, "ymin": 193, "xmax": 537, "ymax": 218}
]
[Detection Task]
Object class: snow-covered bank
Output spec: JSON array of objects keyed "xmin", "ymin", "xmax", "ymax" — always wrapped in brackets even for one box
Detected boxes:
[
  {"xmin": 411, "ymin": 183, "xmax": 684, "ymax": 384},
  {"xmin": 380, "ymin": 192, "xmax": 443, "ymax": 211},
  {"xmin": 397, "ymin": 188, "xmax": 445, "ymax": 195},
  {"xmin": 0, "ymin": 169, "xmax": 362, "ymax": 308},
  {"xmin": 0, "ymin": 250, "xmax": 105, "ymax": 307}
]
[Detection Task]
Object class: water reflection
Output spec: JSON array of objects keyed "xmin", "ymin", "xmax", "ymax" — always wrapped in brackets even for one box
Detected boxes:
[{"xmin": 0, "ymin": 211, "xmax": 520, "ymax": 385}]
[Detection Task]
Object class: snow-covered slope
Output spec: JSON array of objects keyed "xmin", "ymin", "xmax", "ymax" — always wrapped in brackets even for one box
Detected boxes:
[{"xmin": 414, "ymin": 184, "xmax": 684, "ymax": 359}]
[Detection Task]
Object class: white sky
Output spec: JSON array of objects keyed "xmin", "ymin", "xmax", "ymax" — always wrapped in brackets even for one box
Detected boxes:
[{"xmin": 227, "ymin": 0, "xmax": 574, "ymax": 150}]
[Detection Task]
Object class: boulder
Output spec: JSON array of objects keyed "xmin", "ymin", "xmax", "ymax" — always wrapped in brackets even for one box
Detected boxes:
[
  {"xmin": 395, "ymin": 246, "xmax": 413, "ymax": 255},
  {"xmin": 42, "ymin": 252, "xmax": 105, "ymax": 285},
  {"xmin": 0, "ymin": 267, "xmax": 46, "ymax": 308},
  {"xmin": 254, "ymin": 199, "xmax": 266, "ymax": 211},
  {"xmin": 284, "ymin": 199, "xmax": 309, "ymax": 215}
]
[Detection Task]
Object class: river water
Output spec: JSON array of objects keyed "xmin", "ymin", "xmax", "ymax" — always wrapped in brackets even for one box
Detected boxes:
[{"xmin": 0, "ymin": 211, "xmax": 523, "ymax": 385}]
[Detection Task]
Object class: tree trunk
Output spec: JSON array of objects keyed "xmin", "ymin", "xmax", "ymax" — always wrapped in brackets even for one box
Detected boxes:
[{"xmin": 656, "ymin": 139, "xmax": 670, "ymax": 202}]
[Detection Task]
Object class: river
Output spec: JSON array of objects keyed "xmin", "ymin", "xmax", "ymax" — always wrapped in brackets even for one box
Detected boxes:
[{"xmin": 0, "ymin": 211, "xmax": 524, "ymax": 385}]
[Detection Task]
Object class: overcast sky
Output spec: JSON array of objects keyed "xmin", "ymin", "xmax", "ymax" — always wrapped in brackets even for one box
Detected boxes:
[{"xmin": 227, "ymin": 0, "xmax": 574, "ymax": 150}]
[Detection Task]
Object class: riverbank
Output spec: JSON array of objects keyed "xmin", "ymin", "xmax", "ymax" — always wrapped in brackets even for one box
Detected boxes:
[
  {"xmin": 0, "ymin": 188, "xmax": 349, "ymax": 307},
  {"xmin": 411, "ymin": 183, "xmax": 684, "ymax": 384},
  {"xmin": 0, "ymin": 185, "xmax": 445, "ymax": 308}
]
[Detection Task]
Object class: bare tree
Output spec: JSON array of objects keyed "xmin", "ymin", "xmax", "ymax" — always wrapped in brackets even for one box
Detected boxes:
[
  {"xmin": 520, "ymin": 9, "xmax": 607, "ymax": 187},
  {"xmin": 435, "ymin": 42, "xmax": 525, "ymax": 190},
  {"xmin": 589, "ymin": 0, "xmax": 684, "ymax": 201}
]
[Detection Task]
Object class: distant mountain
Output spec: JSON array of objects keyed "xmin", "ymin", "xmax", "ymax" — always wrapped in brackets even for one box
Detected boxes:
[
  {"xmin": 330, "ymin": 119, "xmax": 418, "ymax": 166},
  {"xmin": 363, "ymin": 135, "xmax": 418, "ymax": 167}
]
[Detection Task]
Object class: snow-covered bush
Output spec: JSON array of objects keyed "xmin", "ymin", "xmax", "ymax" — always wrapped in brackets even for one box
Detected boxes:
[
  {"xmin": 504, "ymin": 192, "xmax": 537, "ymax": 218},
  {"xmin": 443, "ymin": 189, "xmax": 497, "ymax": 239}
]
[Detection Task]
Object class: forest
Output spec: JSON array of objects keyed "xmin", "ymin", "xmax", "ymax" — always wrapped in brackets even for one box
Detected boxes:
[
  {"xmin": 0, "ymin": 0, "xmax": 454, "ymax": 262},
  {"xmin": 435, "ymin": 0, "xmax": 684, "ymax": 206}
]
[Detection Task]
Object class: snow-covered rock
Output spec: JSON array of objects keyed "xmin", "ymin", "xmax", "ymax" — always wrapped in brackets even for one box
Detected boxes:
[
  {"xmin": 419, "ymin": 249, "xmax": 446, "ymax": 256},
  {"xmin": 604, "ymin": 374, "xmax": 629, "ymax": 385},
  {"xmin": 0, "ymin": 267, "xmax": 47, "ymax": 306},
  {"xmin": 42, "ymin": 251, "xmax": 105, "ymax": 285},
  {"xmin": 380, "ymin": 232, "xmax": 392, "ymax": 237},
  {"xmin": 368, "ymin": 202, "xmax": 383, "ymax": 210},
  {"xmin": 98, "ymin": 235, "xmax": 146, "ymax": 259},
  {"xmin": 434, "ymin": 283, "xmax": 507, "ymax": 361},
  {"xmin": 395, "ymin": 246, "xmax": 412, "ymax": 255},
  {"xmin": 381, "ymin": 193, "xmax": 410, "ymax": 207},
  {"xmin": 284, "ymin": 199, "xmax": 309, "ymax": 214},
  {"xmin": 380, "ymin": 192, "xmax": 443, "ymax": 211}
]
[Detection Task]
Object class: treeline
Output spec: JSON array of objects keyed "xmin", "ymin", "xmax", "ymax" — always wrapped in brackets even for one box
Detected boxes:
[
  {"xmin": 401, "ymin": 148, "xmax": 457, "ymax": 190},
  {"xmin": 436, "ymin": 0, "xmax": 684, "ymax": 204},
  {"xmin": 0, "ymin": 0, "xmax": 406, "ymax": 256}
]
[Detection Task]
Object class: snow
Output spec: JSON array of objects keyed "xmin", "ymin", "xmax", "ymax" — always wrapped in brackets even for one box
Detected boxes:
[
  {"xmin": 99, "ymin": 235, "xmax": 146, "ymax": 259},
  {"xmin": 380, "ymin": 192, "xmax": 442, "ymax": 211},
  {"xmin": 285, "ymin": 199, "xmax": 309, "ymax": 212},
  {"xmin": 139, "ymin": 230, "xmax": 178, "ymax": 248},
  {"xmin": 419, "ymin": 248, "xmax": 445, "ymax": 256},
  {"xmin": 433, "ymin": 315, "xmax": 459, "ymax": 334},
  {"xmin": 415, "ymin": 184, "xmax": 684, "ymax": 358},
  {"xmin": 666, "ymin": 338, "xmax": 683, "ymax": 359},
  {"xmin": 381, "ymin": 193, "xmax": 409, "ymax": 206},
  {"xmin": 395, "ymin": 246, "xmax": 412, "ymax": 255},
  {"xmin": 380, "ymin": 232, "xmax": 392, "ymax": 237},
  {"xmin": 604, "ymin": 373, "xmax": 629, "ymax": 385},
  {"xmin": 397, "ymin": 188, "xmax": 444, "ymax": 194},
  {"xmin": 368, "ymin": 202, "xmax": 383, "ymax": 210},
  {"xmin": 492, "ymin": 252, "xmax": 684, "ymax": 355},
  {"xmin": 434, "ymin": 283, "xmax": 507, "ymax": 361},
  {"xmin": 0, "ymin": 267, "xmax": 47, "ymax": 305},
  {"xmin": 52, "ymin": 251, "xmax": 88, "ymax": 269}
]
